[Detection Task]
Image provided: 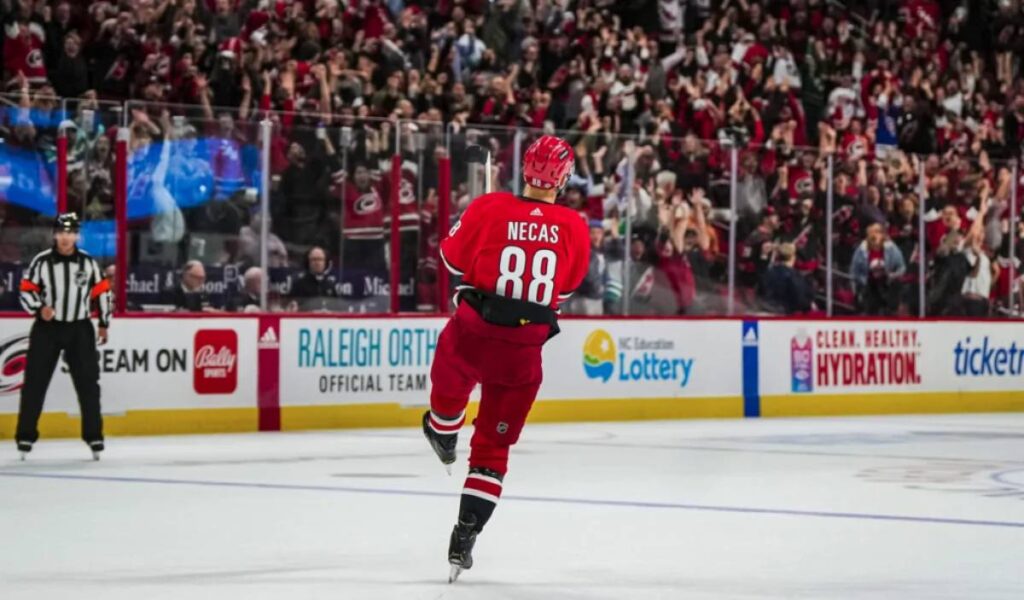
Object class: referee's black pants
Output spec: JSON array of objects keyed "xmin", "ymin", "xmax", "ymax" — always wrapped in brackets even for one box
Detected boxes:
[{"xmin": 16, "ymin": 320, "xmax": 102, "ymax": 444}]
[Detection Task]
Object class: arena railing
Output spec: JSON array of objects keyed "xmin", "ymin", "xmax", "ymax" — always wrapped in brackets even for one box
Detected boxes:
[{"xmin": 1, "ymin": 95, "xmax": 1020, "ymax": 320}]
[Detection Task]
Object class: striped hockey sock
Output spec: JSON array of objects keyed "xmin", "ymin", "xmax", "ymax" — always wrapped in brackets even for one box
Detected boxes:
[
  {"xmin": 459, "ymin": 467, "xmax": 504, "ymax": 532},
  {"xmin": 427, "ymin": 409, "xmax": 466, "ymax": 435}
]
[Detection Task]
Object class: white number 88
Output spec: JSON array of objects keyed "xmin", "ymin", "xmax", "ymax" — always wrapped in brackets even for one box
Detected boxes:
[{"xmin": 496, "ymin": 247, "xmax": 557, "ymax": 305}]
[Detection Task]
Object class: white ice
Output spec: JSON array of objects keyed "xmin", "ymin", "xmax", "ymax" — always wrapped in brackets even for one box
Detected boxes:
[{"xmin": 2, "ymin": 413, "xmax": 1023, "ymax": 600}]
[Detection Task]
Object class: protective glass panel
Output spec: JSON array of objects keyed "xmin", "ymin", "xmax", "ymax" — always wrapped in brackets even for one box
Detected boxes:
[
  {"xmin": 63, "ymin": 98, "xmax": 122, "ymax": 274},
  {"xmin": 923, "ymin": 153, "xmax": 1014, "ymax": 318},
  {"xmin": 626, "ymin": 132, "xmax": 733, "ymax": 316},
  {"xmin": 830, "ymin": 149, "xmax": 923, "ymax": 318},
  {"xmin": 397, "ymin": 119, "xmax": 446, "ymax": 313},
  {"xmin": 0, "ymin": 91, "xmax": 63, "ymax": 310},
  {"xmin": 269, "ymin": 115, "xmax": 391, "ymax": 314},
  {"xmin": 124, "ymin": 102, "xmax": 261, "ymax": 313}
]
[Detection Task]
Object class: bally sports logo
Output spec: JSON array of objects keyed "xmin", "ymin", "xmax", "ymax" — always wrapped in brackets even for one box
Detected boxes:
[
  {"xmin": 194, "ymin": 330, "xmax": 238, "ymax": 394},
  {"xmin": 0, "ymin": 334, "xmax": 29, "ymax": 395}
]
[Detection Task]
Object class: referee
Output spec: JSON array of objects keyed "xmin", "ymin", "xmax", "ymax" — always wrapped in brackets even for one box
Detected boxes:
[{"xmin": 16, "ymin": 213, "xmax": 113, "ymax": 460}]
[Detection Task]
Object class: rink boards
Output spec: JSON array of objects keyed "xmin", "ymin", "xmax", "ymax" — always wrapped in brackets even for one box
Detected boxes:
[{"xmin": 1, "ymin": 315, "xmax": 1023, "ymax": 437}]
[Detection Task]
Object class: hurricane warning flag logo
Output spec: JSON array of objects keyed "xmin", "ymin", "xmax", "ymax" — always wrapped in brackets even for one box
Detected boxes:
[{"xmin": 583, "ymin": 329, "xmax": 615, "ymax": 382}]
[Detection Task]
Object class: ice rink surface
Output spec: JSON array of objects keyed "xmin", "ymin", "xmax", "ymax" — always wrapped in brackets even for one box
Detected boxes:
[{"xmin": 2, "ymin": 413, "xmax": 1023, "ymax": 600}]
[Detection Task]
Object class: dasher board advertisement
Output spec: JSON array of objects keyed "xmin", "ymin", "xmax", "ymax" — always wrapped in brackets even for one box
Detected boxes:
[
  {"xmin": 760, "ymin": 320, "xmax": 1024, "ymax": 395},
  {"xmin": 0, "ymin": 318, "xmax": 257, "ymax": 415},
  {"xmin": 279, "ymin": 318, "xmax": 446, "ymax": 405},
  {"xmin": 540, "ymin": 320, "xmax": 743, "ymax": 400},
  {"xmin": 279, "ymin": 317, "xmax": 742, "ymax": 406}
]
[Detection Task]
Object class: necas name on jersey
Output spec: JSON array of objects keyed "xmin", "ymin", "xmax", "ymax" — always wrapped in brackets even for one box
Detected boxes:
[{"xmin": 507, "ymin": 222, "xmax": 560, "ymax": 244}]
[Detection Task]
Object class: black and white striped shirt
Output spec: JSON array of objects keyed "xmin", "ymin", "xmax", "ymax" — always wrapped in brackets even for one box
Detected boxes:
[{"xmin": 19, "ymin": 248, "xmax": 113, "ymax": 328}]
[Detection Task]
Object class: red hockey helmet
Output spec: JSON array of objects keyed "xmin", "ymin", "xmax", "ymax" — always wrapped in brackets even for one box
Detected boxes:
[{"xmin": 522, "ymin": 135, "xmax": 575, "ymax": 192}]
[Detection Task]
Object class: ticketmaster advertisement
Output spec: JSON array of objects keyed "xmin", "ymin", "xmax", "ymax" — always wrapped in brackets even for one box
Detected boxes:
[
  {"xmin": 759, "ymin": 320, "xmax": 1024, "ymax": 396},
  {"xmin": 539, "ymin": 320, "xmax": 743, "ymax": 400},
  {"xmin": 0, "ymin": 318, "xmax": 257, "ymax": 416}
]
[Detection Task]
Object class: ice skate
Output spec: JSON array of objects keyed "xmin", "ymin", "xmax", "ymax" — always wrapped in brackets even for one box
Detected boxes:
[
  {"xmin": 447, "ymin": 512, "xmax": 478, "ymax": 583},
  {"xmin": 422, "ymin": 411, "xmax": 457, "ymax": 474},
  {"xmin": 88, "ymin": 440, "xmax": 104, "ymax": 461},
  {"xmin": 16, "ymin": 441, "xmax": 31, "ymax": 461}
]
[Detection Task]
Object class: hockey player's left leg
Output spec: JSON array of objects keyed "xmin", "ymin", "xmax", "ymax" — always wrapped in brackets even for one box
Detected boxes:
[
  {"xmin": 448, "ymin": 463, "xmax": 505, "ymax": 582},
  {"xmin": 447, "ymin": 509, "xmax": 478, "ymax": 583},
  {"xmin": 446, "ymin": 380, "xmax": 538, "ymax": 583}
]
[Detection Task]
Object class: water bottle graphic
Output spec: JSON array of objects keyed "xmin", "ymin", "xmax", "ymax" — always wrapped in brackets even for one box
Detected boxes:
[{"xmin": 791, "ymin": 330, "xmax": 813, "ymax": 393}]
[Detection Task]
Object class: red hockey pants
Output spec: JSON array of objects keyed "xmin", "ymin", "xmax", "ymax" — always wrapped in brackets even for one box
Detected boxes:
[{"xmin": 429, "ymin": 302, "xmax": 549, "ymax": 476}]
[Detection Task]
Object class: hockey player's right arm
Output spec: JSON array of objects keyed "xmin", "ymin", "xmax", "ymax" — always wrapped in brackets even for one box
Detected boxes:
[{"xmin": 18, "ymin": 254, "xmax": 45, "ymax": 316}]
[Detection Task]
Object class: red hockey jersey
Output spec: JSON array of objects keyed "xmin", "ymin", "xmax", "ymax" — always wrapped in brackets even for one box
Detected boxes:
[
  {"xmin": 339, "ymin": 179, "xmax": 386, "ymax": 240},
  {"xmin": 440, "ymin": 192, "xmax": 590, "ymax": 310},
  {"xmin": 4, "ymin": 21, "xmax": 46, "ymax": 84}
]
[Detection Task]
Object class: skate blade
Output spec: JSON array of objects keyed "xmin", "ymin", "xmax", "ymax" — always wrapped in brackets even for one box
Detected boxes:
[
  {"xmin": 444, "ymin": 463, "xmax": 452, "ymax": 476},
  {"xmin": 91, "ymin": 451, "xmax": 101, "ymax": 461},
  {"xmin": 19, "ymin": 452, "xmax": 26, "ymax": 461},
  {"xmin": 448, "ymin": 564, "xmax": 463, "ymax": 583}
]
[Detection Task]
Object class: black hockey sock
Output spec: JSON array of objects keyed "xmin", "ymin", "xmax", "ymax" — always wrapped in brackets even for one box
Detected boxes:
[{"xmin": 459, "ymin": 467, "xmax": 504, "ymax": 532}]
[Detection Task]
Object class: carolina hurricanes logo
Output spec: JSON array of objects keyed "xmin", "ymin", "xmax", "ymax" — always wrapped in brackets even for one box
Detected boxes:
[
  {"xmin": 848, "ymin": 140, "xmax": 866, "ymax": 159},
  {"xmin": 795, "ymin": 176, "xmax": 814, "ymax": 195},
  {"xmin": 354, "ymin": 192, "xmax": 381, "ymax": 215},
  {"xmin": 26, "ymin": 49, "xmax": 43, "ymax": 69},
  {"xmin": 0, "ymin": 334, "xmax": 29, "ymax": 395}
]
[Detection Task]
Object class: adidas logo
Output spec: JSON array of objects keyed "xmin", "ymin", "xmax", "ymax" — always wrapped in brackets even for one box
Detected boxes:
[
  {"xmin": 258, "ymin": 326, "xmax": 279, "ymax": 348},
  {"xmin": 530, "ymin": 207, "xmax": 543, "ymax": 217}
]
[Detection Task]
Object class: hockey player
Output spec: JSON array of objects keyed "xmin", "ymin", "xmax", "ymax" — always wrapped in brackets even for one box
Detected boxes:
[{"xmin": 422, "ymin": 136, "xmax": 591, "ymax": 582}]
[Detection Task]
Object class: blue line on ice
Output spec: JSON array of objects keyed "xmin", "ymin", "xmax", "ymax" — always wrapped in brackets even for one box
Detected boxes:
[{"xmin": 2, "ymin": 470, "xmax": 1022, "ymax": 530}]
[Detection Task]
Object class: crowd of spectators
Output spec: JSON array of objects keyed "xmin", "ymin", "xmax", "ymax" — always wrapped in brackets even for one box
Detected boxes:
[{"xmin": 0, "ymin": 0, "xmax": 1023, "ymax": 317}]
